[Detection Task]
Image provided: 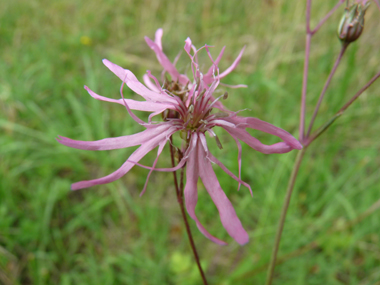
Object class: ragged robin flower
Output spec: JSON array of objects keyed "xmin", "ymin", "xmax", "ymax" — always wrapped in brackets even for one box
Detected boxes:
[{"xmin": 57, "ymin": 30, "xmax": 302, "ymax": 245}]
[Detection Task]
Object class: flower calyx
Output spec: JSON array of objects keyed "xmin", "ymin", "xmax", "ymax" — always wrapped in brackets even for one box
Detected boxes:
[{"xmin": 337, "ymin": 1, "xmax": 370, "ymax": 44}]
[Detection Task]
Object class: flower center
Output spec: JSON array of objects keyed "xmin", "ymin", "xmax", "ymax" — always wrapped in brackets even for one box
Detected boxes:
[{"xmin": 162, "ymin": 79, "xmax": 190, "ymax": 121}]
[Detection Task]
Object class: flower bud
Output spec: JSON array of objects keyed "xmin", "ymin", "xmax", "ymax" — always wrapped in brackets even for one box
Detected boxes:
[{"xmin": 337, "ymin": 1, "xmax": 370, "ymax": 44}]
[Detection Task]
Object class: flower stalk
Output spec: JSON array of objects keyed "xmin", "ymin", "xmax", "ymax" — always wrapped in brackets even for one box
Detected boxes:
[
  {"xmin": 265, "ymin": 148, "xmax": 306, "ymax": 285},
  {"xmin": 306, "ymin": 43, "xmax": 348, "ymax": 138},
  {"xmin": 169, "ymin": 138, "xmax": 208, "ymax": 285},
  {"xmin": 266, "ymin": 1, "xmax": 379, "ymax": 284}
]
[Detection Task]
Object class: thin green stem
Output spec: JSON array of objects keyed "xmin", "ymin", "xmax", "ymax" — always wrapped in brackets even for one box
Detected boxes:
[
  {"xmin": 169, "ymin": 138, "xmax": 208, "ymax": 285},
  {"xmin": 265, "ymin": 148, "xmax": 306, "ymax": 285}
]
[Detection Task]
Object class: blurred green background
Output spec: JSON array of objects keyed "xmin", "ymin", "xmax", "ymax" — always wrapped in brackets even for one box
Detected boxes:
[{"xmin": 1, "ymin": 0, "xmax": 380, "ymax": 284}]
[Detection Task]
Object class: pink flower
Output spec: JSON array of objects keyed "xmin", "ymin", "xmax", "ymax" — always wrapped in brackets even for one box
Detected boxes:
[
  {"xmin": 143, "ymin": 28, "xmax": 247, "ymax": 91},
  {"xmin": 58, "ymin": 31, "xmax": 302, "ymax": 245}
]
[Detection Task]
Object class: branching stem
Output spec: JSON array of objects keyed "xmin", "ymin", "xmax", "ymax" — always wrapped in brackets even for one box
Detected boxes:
[
  {"xmin": 266, "ymin": 2, "xmax": 378, "ymax": 285},
  {"xmin": 306, "ymin": 44, "xmax": 348, "ymax": 138}
]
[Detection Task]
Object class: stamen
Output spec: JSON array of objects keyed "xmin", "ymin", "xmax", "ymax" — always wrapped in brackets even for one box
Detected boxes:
[
  {"xmin": 208, "ymin": 92, "xmax": 229, "ymax": 109},
  {"xmin": 214, "ymin": 135, "xmax": 223, "ymax": 149},
  {"xmin": 196, "ymin": 89, "xmax": 206, "ymax": 101},
  {"xmin": 207, "ymin": 129, "xmax": 223, "ymax": 149},
  {"xmin": 213, "ymin": 112, "xmax": 230, "ymax": 118}
]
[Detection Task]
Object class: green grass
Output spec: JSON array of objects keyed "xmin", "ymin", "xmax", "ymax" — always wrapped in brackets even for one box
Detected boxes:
[{"xmin": 1, "ymin": 1, "xmax": 380, "ymax": 284}]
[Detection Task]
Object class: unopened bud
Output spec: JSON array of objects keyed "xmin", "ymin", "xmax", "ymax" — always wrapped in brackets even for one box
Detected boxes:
[{"xmin": 337, "ymin": 1, "xmax": 370, "ymax": 44}]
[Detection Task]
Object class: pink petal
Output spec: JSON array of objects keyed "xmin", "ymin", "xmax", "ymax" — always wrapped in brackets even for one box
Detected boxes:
[
  {"xmin": 57, "ymin": 123, "xmax": 172, "ymax": 151},
  {"xmin": 139, "ymin": 139, "xmax": 166, "ymax": 197},
  {"xmin": 203, "ymin": 46, "xmax": 245, "ymax": 85},
  {"xmin": 154, "ymin": 28, "xmax": 163, "ymax": 50},
  {"xmin": 223, "ymin": 126, "xmax": 293, "ymax": 154},
  {"xmin": 142, "ymin": 74, "xmax": 160, "ymax": 92},
  {"xmin": 207, "ymin": 152, "xmax": 252, "ymax": 196},
  {"xmin": 71, "ymin": 125, "xmax": 176, "ymax": 190},
  {"xmin": 217, "ymin": 47, "xmax": 245, "ymax": 79},
  {"xmin": 127, "ymin": 154, "xmax": 188, "ymax": 172},
  {"xmin": 204, "ymin": 46, "xmax": 226, "ymax": 81},
  {"xmin": 144, "ymin": 37, "xmax": 188, "ymax": 85},
  {"xmin": 128, "ymin": 132, "xmax": 199, "ymax": 172},
  {"xmin": 85, "ymin": 86, "xmax": 173, "ymax": 113},
  {"xmin": 119, "ymin": 81, "xmax": 147, "ymax": 126},
  {"xmin": 213, "ymin": 119, "xmax": 236, "ymax": 128},
  {"xmin": 184, "ymin": 37, "xmax": 192, "ymax": 55},
  {"xmin": 231, "ymin": 136, "xmax": 243, "ymax": 191},
  {"xmin": 227, "ymin": 116, "xmax": 302, "ymax": 150},
  {"xmin": 197, "ymin": 141, "xmax": 249, "ymax": 245},
  {"xmin": 184, "ymin": 134, "xmax": 228, "ymax": 245},
  {"xmin": 198, "ymin": 133, "xmax": 208, "ymax": 154},
  {"xmin": 102, "ymin": 59, "xmax": 176, "ymax": 104}
]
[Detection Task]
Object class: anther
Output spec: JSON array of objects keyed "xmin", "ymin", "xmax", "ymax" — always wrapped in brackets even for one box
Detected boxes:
[
  {"xmin": 207, "ymin": 129, "xmax": 223, "ymax": 149},
  {"xmin": 196, "ymin": 89, "xmax": 206, "ymax": 101}
]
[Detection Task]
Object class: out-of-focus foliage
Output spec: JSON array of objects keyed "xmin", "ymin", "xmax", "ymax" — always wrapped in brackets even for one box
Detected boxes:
[{"xmin": 1, "ymin": 0, "xmax": 379, "ymax": 284}]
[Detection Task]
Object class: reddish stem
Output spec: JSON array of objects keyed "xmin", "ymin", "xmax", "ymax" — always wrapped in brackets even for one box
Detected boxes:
[
  {"xmin": 306, "ymin": 44, "xmax": 348, "ymax": 138},
  {"xmin": 338, "ymin": 70, "xmax": 380, "ymax": 113},
  {"xmin": 306, "ymin": 69, "xmax": 380, "ymax": 145},
  {"xmin": 265, "ymin": 148, "xmax": 306, "ymax": 285},
  {"xmin": 299, "ymin": 0, "xmax": 346, "ymax": 143},
  {"xmin": 311, "ymin": 0, "xmax": 346, "ymax": 35},
  {"xmin": 169, "ymin": 138, "xmax": 208, "ymax": 285},
  {"xmin": 299, "ymin": 0, "xmax": 312, "ymax": 143}
]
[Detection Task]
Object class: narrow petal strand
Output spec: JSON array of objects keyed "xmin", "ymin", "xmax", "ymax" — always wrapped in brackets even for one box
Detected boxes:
[
  {"xmin": 207, "ymin": 152, "xmax": 252, "ymax": 196},
  {"xmin": 184, "ymin": 136, "xmax": 228, "ymax": 245},
  {"xmin": 142, "ymin": 74, "xmax": 160, "ymax": 92},
  {"xmin": 204, "ymin": 46, "xmax": 226, "ymax": 82},
  {"xmin": 226, "ymin": 116, "xmax": 303, "ymax": 150},
  {"xmin": 154, "ymin": 28, "xmax": 163, "ymax": 50},
  {"xmin": 223, "ymin": 126, "xmax": 293, "ymax": 154},
  {"xmin": 140, "ymin": 139, "xmax": 167, "ymax": 197},
  {"xmin": 217, "ymin": 47, "xmax": 245, "ymax": 80},
  {"xmin": 231, "ymin": 136, "xmax": 243, "ymax": 191},
  {"xmin": 85, "ymin": 86, "xmax": 173, "ymax": 112},
  {"xmin": 203, "ymin": 47, "xmax": 245, "ymax": 85},
  {"xmin": 128, "ymin": 155, "xmax": 187, "ymax": 172},
  {"xmin": 102, "ymin": 59, "xmax": 176, "ymax": 104},
  {"xmin": 184, "ymin": 37, "xmax": 192, "ymax": 54},
  {"xmin": 246, "ymin": 117, "xmax": 302, "ymax": 149},
  {"xmin": 144, "ymin": 37, "xmax": 184, "ymax": 84},
  {"xmin": 57, "ymin": 124, "xmax": 174, "ymax": 151},
  {"xmin": 71, "ymin": 126, "xmax": 176, "ymax": 190},
  {"xmin": 197, "ymin": 142, "xmax": 249, "ymax": 245}
]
